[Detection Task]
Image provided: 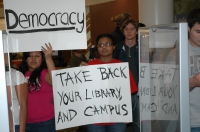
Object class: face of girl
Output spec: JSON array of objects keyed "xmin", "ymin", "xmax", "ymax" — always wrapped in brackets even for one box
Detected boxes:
[
  {"xmin": 97, "ymin": 37, "xmax": 115, "ymax": 58},
  {"xmin": 26, "ymin": 52, "xmax": 43, "ymax": 72}
]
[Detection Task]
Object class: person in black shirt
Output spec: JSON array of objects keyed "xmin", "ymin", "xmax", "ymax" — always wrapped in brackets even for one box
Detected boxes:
[{"xmin": 113, "ymin": 19, "xmax": 140, "ymax": 132}]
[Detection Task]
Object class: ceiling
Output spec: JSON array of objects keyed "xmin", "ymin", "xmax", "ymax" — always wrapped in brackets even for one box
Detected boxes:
[
  {"xmin": 0, "ymin": 0, "xmax": 115, "ymax": 8},
  {"xmin": 85, "ymin": 0, "xmax": 115, "ymax": 6}
]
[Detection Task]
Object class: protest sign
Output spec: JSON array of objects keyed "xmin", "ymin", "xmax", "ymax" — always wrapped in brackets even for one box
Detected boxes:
[
  {"xmin": 139, "ymin": 63, "xmax": 180, "ymax": 120},
  {"xmin": 3, "ymin": 0, "xmax": 86, "ymax": 52},
  {"xmin": 52, "ymin": 62, "xmax": 132, "ymax": 130}
]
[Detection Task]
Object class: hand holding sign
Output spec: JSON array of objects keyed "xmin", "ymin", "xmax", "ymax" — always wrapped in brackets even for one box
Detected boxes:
[
  {"xmin": 41, "ymin": 42, "xmax": 56, "ymax": 85},
  {"xmin": 80, "ymin": 61, "xmax": 88, "ymax": 66}
]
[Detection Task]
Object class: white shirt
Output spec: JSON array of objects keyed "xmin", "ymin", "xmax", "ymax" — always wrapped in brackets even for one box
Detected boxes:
[
  {"xmin": 6, "ymin": 68, "xmax": 27, "ymax": 125},
  {"xmin": 188, "ymin": 42, "xmax": 200, "ymax": 127}
]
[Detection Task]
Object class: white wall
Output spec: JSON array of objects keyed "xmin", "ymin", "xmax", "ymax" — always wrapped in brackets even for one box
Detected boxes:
[{"xmin": 138, "ymin": 0, "xmax": 173, "ymax": 27}]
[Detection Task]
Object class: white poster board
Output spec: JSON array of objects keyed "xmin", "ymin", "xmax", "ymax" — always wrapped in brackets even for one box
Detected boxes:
[
  {"xmin": 52, "ymin": 63, "xmax": 132, "ymax": 130},
  {"xmin": 3, "ymin": 0, "xmax": 87, "ymax": 52},
  {"xmin": 139, "ymin": 63, "xmax": 179, "ymax": 120}
]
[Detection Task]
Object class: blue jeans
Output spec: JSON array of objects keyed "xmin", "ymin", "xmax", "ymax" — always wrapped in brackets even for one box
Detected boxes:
[
  {"xmin": 15, "ymin": 125, "xmax": 19, "ymax": 132},
  {"xmin": 191, "ymin": 127, "xmax": 200, "ymax": 132},
  {"xmin": 132, "ymin": 93, "xmax": 140, "ymax": 132},
  {"xmin": 26, "ymin": 118, "xmax": 56, "ymax": 132},
  {"xmin": 86, "ymin": 123, "xmax": 126, "ymax": 132}
]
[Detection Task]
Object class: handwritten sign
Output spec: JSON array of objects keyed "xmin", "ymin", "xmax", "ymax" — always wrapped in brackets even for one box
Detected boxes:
[
  {"xmin": 52, "ymin": 63, "xmax": 132, "ymax": 130},
  {"xmin": 3, "ymin": 0, "xmax": 86, "ymax": 52},
  {"xmin": 139, "ymin": 63, "xmax": 180, "ymax": 120}
]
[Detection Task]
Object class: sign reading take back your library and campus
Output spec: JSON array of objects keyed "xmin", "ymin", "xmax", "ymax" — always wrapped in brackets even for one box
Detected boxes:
[
  {"xmin": 3, "ymin": 0, "xmax": 87, "ymax": 52},
  {"xmin": 52, "ymin": 63, "xmax": 132, "ymax": 130}
]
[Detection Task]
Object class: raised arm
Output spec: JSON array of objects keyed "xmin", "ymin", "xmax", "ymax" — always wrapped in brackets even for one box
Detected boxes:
[{"xmin": 41, "ymin": 43, "xmax": 56, "ymax": 85}]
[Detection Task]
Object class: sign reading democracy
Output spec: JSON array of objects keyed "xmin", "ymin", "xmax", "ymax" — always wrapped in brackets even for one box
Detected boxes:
[
  {"xmin": 52, "ymin": 63, "xmax": 132, "ymax": 130},
  {"xmin": 3, "ymin": 0, "xmax": 86, "ymax": 52},
  {"xmin": 139, "ymin": 63, "xmax": 180, "ymax": 120}
]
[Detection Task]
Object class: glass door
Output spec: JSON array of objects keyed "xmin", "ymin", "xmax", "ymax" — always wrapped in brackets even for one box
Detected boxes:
[
  {"xmin": 139, "ymin": 23, "xmax": 190, "ymax": 132},
  {"xmin": 0, "ymin": 30, "xmax": 10, "ymax": 131}
]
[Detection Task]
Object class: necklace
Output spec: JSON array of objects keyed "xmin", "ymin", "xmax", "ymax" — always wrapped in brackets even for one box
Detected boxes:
[{"xmin": 128, "ymin": 47, "xmax": 131, "ymax": 57}]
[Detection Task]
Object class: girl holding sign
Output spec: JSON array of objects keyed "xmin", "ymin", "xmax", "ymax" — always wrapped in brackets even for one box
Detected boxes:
[
  {"xmin": 19, "ymin": 43, "xmax": 56, "ymax": 132},
  {"xmin": 80, "ymin": 33, "xmax": 138, "ymax": 132}
]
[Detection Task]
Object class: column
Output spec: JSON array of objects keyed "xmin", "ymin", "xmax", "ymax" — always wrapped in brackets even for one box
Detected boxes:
[{"xmin": 138, "ymin": 0, "xmax": 173, "ymax": 27}]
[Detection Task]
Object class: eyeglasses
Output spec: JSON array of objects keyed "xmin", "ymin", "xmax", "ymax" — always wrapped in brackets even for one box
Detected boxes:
[{"xmin": 97, "ymin": 42, "xmax": 113, "ymax": 47}]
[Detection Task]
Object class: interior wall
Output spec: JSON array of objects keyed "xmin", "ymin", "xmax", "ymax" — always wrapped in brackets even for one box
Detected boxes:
[
  {"xmin": 90, "ymin": 0, "xmax": 138, "ymax": 45},
  {"xmin": 62, "ymin": 6, "xmax": 91, "ymax": 64}
]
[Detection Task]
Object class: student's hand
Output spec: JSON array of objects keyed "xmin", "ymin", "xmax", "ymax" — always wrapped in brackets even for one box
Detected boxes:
[
  {"xmin": 189, "ymin": 73, "xmax": 200, "ymax": 91},
  {"xmin": 41, "ymin": 43, "xmax": 53, "ymax": 60},
  {"xmin": 124, "ymin": 122, "xmax": 130, "ymax": 124},
  {"xmin": 89, "ymin": 58, "xmax": 96, "ymax": 62},
  {"xmin": 80, "ymin": 61, "xmax": 88, "ymax": 66}
]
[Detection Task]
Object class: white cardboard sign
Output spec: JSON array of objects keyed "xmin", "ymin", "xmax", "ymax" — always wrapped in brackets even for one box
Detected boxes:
[
  {"xmin": 3, "ymin": 0, "xmax": 87, "ymax": 52},
  {"xmin": 52, "ymin": 63, "xmax": 132, "ymax": 130},
  {"xmin": 139, "ymin": 63, "xmax": 180, "ymax": 120}
]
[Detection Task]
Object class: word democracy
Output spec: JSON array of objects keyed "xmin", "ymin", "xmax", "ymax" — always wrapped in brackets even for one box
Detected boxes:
[{"xmin": 5, "ymin": 9, "xmax": 84, "ymax": 33}]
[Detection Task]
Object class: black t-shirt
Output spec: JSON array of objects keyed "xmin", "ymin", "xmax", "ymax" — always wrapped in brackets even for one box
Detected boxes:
[{"xmin": 124, "ymin": 44, "xmax": 139, "ymax": 85}]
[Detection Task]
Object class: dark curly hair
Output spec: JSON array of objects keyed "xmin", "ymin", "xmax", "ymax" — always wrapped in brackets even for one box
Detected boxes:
[
  {"xmin": 187, "ymin": 8, "xmax": 200, "ymax": 29},
  {"xmin": 96, "ymin": 33, "xmax": 116, "ymax": 45},
  {"xmin": 19, "ymin": 52, "xmax": 47, "ymax": 91}
]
